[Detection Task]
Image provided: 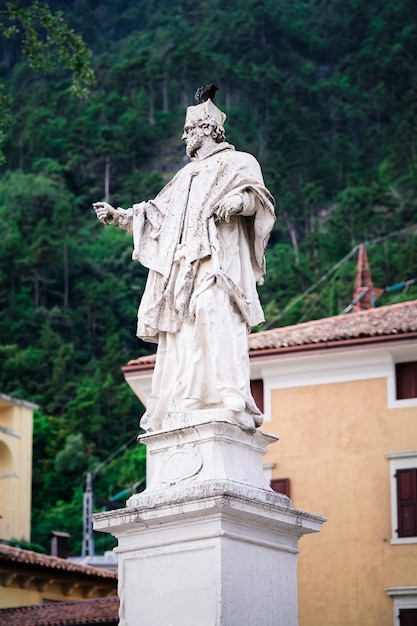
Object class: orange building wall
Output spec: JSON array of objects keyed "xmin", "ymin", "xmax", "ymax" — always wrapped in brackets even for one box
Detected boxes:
[{"xmin": 263, "ymin": 377, "xmax": 417, "ymax": 626}]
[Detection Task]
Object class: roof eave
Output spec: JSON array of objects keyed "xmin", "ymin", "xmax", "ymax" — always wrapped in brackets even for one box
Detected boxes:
[
  {"xmin": 122, "ymin": 331, "xmax": 417, "ymax": 376},
  {"xmin": 249, "ymin": 331, "xmax": 417, "ymax": 360}
]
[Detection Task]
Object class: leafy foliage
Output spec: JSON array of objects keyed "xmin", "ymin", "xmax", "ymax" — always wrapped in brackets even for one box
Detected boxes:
[
  {"xmin": 0, "ymin": 1, "xmax": 94, "ymax": 91},
  {"xmin": 3, "ymin": 1, "xmax": 94, "ymax": 96},
  {"xmin": 0, "ymin": 0, "xmax": 417, "ymax": 553},
  {"xmin": 0, "ymin": 1, "xmax": 94, "ymax": 164}
]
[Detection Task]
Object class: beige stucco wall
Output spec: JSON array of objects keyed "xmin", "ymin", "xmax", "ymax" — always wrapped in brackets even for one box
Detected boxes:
[
  {"xmin": 0, "ymin": 579, "xmax": 115, "ymax": 608},
  {"xmin": 263, "ymin": 377, "xmax": 417, "ymax": 626},
  {"xmin": 0, "ymin": 402, "xmax": 33, "ymax": 542},
  {"xmin": 0, "ymin": 587, "xmax": 40, "ymax": 609}
]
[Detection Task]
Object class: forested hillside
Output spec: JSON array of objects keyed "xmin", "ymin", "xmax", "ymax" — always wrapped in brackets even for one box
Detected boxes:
[{"xmin": 1, "ymin": 0, "xmax": 417, "ymax": 554}]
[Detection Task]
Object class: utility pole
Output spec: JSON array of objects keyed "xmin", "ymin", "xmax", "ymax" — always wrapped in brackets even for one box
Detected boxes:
[
  {"xmin": 82, "ymin": 472, "xmax": 94, "ymax": 557},
  {"xmin": 81, "ymin": 434, "xmax": 140, "ymax": 558}
]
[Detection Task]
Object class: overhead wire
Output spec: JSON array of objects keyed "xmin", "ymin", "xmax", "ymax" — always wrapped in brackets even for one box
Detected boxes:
[
  {"xmin": 262, "ymin": 246, "xmax": 358, "ymax": 329},
  {"xmin": 262, "ymin": 223, "xmax": 417, "ymax": 330}
]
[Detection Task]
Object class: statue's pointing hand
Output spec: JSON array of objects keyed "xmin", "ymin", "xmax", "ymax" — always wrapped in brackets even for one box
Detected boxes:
[
  {"xmin": 213, "ymin": 195, "xmax": 243, "ymax": 223},
  {"xmin": 93, "ymin": 201, "xmax": 118, "ymax": 225}
]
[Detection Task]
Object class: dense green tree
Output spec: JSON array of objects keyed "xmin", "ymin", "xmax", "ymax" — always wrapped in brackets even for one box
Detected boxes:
[
  {"xmin": 55, "ymin": 433, "xmax": 88, "ymax": 475},
  {"xmin": 0, "ymin": 0, "xmax": 417, "ymax": 553}
]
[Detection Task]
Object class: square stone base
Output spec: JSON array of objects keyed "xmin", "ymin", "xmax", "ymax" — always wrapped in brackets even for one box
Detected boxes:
[{"xmin": 93, "ymin": 415, "xmax": 325, "ymax": 625}]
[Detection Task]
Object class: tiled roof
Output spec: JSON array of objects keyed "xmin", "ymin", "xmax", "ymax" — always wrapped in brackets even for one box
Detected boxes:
[
  {"xmin": 130, "ymin": 353, "xmax": 157, "ymax": 364},
  {"xmin": 124, "ymin": 353, "xmax": 156, "ymax": 369},
  {"xmin": 124, "ymin": 300, "xmax": 417, "ymax": 370},
  {"xmin": 0, "ymin": 544, "xmax": 117, "ymax": 580},
  {"xmin": 249, "ymin": 299, "xmax": 417, "ymax": 352},
  {"xmin": 0, "ymin": 597, "xmax": 119, "ymax": 625}
]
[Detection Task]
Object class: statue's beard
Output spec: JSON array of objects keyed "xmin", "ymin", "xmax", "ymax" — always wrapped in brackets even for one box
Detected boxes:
[{"xmin": 185, "ymin": 137, "xmax": 203, "ymax": 158}]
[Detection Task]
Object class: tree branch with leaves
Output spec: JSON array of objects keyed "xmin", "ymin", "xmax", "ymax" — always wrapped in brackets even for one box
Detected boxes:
[
  {"xmin": 0, "ymin": 1, "xmax": 94, "ymax": 97},
  {"xmin": 0, "ymin": 1, "xmax": 94, "ymax": 161}
]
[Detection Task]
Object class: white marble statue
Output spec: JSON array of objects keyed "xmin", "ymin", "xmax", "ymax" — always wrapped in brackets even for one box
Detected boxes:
[{"xmin": 93, "ymin": 94, "xmax": 275, "ymax": 431}]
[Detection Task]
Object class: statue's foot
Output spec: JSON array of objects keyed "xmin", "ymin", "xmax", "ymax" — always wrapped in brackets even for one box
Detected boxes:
[
  {"xmin": 222, "ymin": 395, "xmax": 246, "ymax": 412},
  {"xmin": 253, "ymin": 412, "xmax": 264, "ymax": 427},
  {"xmin": 233, "ymin": 411, "xmax": 257, "ymax": 430},
  {"xmin": 222, "ymin": 396, "xmax": 259, "ymax": 430}
]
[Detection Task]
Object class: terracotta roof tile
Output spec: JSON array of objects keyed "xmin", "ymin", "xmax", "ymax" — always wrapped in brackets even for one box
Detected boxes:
[
  {"xmin": 249, "ymin": 299, "xmax": 417, "ymax": 352},
  {"xmin": 124, "ymin": 300, "xmax": 417, "ymax": 369},
  {"xmin": 0, "ymin": 545, "xmax": 117, "ymax": 580},
  {"xmin": 125, "ymin": 353, "xmax": 156, "ymax": 368},
  {"xmin": 0, "ymin": 597, "xmax": 119, "ymax": 625}
]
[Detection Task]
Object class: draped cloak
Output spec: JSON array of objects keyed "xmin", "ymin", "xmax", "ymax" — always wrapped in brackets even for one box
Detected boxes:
[{"xmin": 120, "ymin": 142, "xmax": 275, "ymax": 430}]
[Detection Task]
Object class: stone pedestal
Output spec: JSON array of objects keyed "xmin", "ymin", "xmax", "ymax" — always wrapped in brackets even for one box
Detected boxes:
[{"xmin": 93, "ymin": 411, "xmax": 325, "ymax": 626}]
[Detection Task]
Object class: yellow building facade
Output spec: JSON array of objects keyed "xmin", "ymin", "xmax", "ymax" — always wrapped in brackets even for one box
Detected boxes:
[
  {"xmin": 123, "ymin": 299, "xmax": 417, "ymax": 626},
  {"xmin": 250, "ymin": 300, "xmax": 417, "ymax": 626},
  {"xmin": 0, "ymin": 393, "xmax": 36, "ymax": 542},
  {"xmin": 0, "ymin": 543, "xmax": 117, "ymax": 608}
]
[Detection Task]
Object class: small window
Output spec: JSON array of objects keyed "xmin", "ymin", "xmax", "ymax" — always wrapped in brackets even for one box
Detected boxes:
[
  {"xmin": 400, "ymin": 608, "xmax": 417, "ymax": 626},
  {"xmin": 250, "ymin": 379, "xmax": 264, "ymax": 413},
  {"xmin": 270, "ymin": 478, "xmax": 290, "ymax": 498},
  {"xmin": 396, "ymin": 362, "xmax": 417, "ymax": 400},
  {"xmin": 387, "ymin": 587, "xmax": 417, "ymax": 626},
  {"xmin": 396, "ymin": 468, "xmax": 417, "ymax": 538},
  {"xmin": 387, "ymin": 452, "xmax": 417, "ymax": 544}
]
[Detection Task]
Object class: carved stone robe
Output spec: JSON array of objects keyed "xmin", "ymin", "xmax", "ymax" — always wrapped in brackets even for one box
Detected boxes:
[{"xmin": 123, "ymin": 142, "xmax": 275, "ymax": 430}]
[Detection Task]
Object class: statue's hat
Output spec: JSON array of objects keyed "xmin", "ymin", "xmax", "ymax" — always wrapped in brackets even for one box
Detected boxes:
[{"xmin": 184, "ymin": 98, "xmax": 226, "ymax": 128}]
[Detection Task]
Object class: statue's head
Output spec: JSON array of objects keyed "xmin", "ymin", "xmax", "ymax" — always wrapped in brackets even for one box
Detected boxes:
[{"xmin": 182, "ymin": 99, "xmax": 226, "ymax": 158}]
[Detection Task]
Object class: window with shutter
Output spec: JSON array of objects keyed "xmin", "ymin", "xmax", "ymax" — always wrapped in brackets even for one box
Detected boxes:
[
  {"xmin": 250, "ymin": 378, "xmax": 264, "ymax": 413},
  {"xmin": 387, "ymin": 452, "xmax": 417, "ymax": 544},
  {"xmin": 396, "ymin": 362, "xmax": 417, "ymax": 400},
  {"xmin": 270, "ymin": 478, "xmax": 290, "ymax": 498},
  {"xmin": 399, "ymin": 608, "xmax": 417, "ymax": 626},
  {"xmin": 396, "ymin": 468, "xmax": 417, "ymax": 538}
]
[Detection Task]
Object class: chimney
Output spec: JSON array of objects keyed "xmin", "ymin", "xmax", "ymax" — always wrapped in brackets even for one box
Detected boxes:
[{"xmin": 50, "ymin": 531, "xmax": 70, "ymax": 558}]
